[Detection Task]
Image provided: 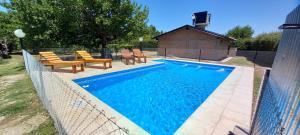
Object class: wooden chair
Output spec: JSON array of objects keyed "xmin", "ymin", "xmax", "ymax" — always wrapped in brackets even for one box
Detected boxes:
[
  {"xmin": 39, "ymin": 52, "xmax": 84, "ymax": 73},
  {"xmin": 121, "ymin": 49, "xmax": 135, "ymax": 65},
  {"xmin": 132, "ymin": 48, "xmax": 147, "ymax": 63},
  {"xmin": 75, "ymin": 51, "xmax": 112, "ymax": 69}
]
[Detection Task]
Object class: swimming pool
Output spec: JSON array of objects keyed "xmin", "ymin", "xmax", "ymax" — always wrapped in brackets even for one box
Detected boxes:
[{"xmin": 74, "ymin": 59, "xmax": 234, "ymax": 134}]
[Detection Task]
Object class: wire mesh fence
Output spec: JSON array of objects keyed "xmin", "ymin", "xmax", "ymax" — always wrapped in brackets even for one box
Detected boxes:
[
  {"xmin": 31, "ymin": 47, "xmax": 229, "ymax": 61},
  {"xmin": 250, "ymin": 5, "xmax": 300, "ymax": 135},
  {"xmin": 154, "ymin": 47, "xmax": 229, "ymax": 61},
  {"xmin": 30, "ymin": 47, "xmax": 276, "ymax": 69},
  {"xmin": 22, "ymin": 50, "xmax": 129, "ymax": 135}
]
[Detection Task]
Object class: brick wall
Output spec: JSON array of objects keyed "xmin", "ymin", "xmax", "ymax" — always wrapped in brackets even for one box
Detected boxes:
[{"xmin": 157, "ymin": 28, "xmax": 230, "ymax": 60}]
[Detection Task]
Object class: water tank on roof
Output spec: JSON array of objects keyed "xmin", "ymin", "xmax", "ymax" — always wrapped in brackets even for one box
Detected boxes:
[{"xmin": 192, "ymin": 11, "xmax": 211, "ymax": 29}]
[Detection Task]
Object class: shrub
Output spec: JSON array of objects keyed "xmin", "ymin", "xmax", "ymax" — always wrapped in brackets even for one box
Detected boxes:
[
  {"xmin": 232, "ymin": 32, "xmax": 281, "ymax": 51},
  {"xmin": 107, "ymin": 43, "xmax": 134, "ymax": 52},
  {"xmin": 131, "ymin": 40, "xmax": 158, "ymax": 48},
  {"xmin": 233, "ymin": 38, "xmax": 253, "ymax": 50},
  {"xmin": 251, "ymin": 32, "xmax": 281, "ymax": 51}
]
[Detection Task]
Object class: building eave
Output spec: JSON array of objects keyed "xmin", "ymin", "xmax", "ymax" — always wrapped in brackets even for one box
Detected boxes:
[{"xmin": 153, "ymin": 25, "xmax": 236, "ymax": 41}]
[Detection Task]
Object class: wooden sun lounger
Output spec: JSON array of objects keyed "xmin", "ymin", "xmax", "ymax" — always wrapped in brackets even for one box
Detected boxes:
[
  {"xmin": 39, "ymin": 52, "xmax": 84, "ymax": 73},
  {"xmin": 121, "ymin": 49, "xmax": 135, "ymax": 65},
  {"xmin": 132, "ymin": 48, "xmax": 147, "ymax": 63},
  {"xmin": 75, "ymin": 51, "xmax": 112, "ymax": 69}
]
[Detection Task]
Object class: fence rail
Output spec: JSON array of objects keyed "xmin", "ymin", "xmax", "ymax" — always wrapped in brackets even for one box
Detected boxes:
[{"xmin": 22, "ymin": 50, "xmax": 129, "ymax": 135}]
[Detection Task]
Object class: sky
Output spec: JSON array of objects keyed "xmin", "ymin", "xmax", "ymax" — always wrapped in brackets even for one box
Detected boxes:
[
  {"xmin": 134, "ymin": 0, "xmax": 298, "ymax": 36},
  {"xmin": 1, "ymin": 0, "xmax": 298, "ymax": 36},
  {"xmin": 0, "ymin": 6, "xmax": 7, "ymax": 12}
]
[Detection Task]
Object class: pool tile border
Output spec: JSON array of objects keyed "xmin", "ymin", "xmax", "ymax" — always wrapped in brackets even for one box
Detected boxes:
[{"xmin": 171, "ymin": 59, "xmax": 254, "ymax": 135}]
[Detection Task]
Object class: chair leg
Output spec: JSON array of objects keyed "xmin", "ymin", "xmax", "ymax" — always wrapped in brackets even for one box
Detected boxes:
[
  {"xmin": 132, "ymin": 58, "xmax": 135, "ymax": 65},
  {"xmin": 126, "ymin": 59, "xmax": 129, "ymax": 65},
  {"xmin": 72, "ymin": 65, "xmax": 77, "ymax": 73},
  {"xmin": 104, "ymin": 62, "xmax": 107, "ymax": 69},
  {"xmin": 144, "ymin": 57, "xmax": 147, "ymax": 63},
  {"xmin": 138, "ymin": 57, "xmax": 141, "ymax": 63},
  {"xmin": 109, "ymin": 62, "xmax": 112, "ymax": 68},
  {"xmin": 81, "ymin": 64, "xmax": 84, "ymax": 71},
  {"xmin": 51, "ymin": 65, "xmax": 54, "ymax": 70}
]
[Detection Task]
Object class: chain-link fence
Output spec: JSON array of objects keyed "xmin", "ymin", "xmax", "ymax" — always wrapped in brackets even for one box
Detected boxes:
[
  {"xmin": 250, "ymin": 5, "xmax": 300, "ymax": 135},
  {"xmin": 154, "ymin": 48, "xmax": 229, "ymax": 61},
  {"xmin": 22, "ymin": 50, "xmax": 129, "ymax": 135}
]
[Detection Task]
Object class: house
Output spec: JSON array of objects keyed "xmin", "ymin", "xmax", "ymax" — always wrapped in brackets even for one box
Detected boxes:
[
  {"xmin": 154, "ymin": 25, "xmax": 235, "ymax": 60},
  {"xmin": 154, "ymin": 11, "xmax": 235, "ymax": 60}
]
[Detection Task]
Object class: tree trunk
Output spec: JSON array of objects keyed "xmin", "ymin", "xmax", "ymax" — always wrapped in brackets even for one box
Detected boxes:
[
  {"xmin": 99, "ymin": 36, "xmax": 112, "ymax": 59},
  {"xmin": 0, "ymin": 39, "xmax": 11, "ymax": 59},
  {"xmin": 101, "ymin": 36, "xmax": 107, "ymax": 49}
]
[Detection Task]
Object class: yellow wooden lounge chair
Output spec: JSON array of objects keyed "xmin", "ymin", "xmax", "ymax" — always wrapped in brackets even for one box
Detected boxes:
[
  {"xmin": 39, "ymin": 52, "xmax": 84, "ymax": 73},
  {"xmin": 75, "ymin": 51, "xmax": 112, "ymax": 69}
]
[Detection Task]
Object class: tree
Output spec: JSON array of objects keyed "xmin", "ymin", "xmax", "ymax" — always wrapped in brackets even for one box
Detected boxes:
[
  {"xmin": 0, "ymin": 11, "xmax": 20, "ymax": 50},
  {"xmin": 226, "ymin": 25, "xmax": 254, "ymax": 50},
  {"xmin": 226, "ymin": 25, "xmax": 254, "ymax": 39},
  {"xmin": 80, "ymin": 0, "xmax": 148, "ymax": 49},
  {"xmin": 226, "ymin": 25, "xmax": 281, "ymax": 51},
  {"xmin": 146, "ymin": 25, "xmax": 161, "ymax": 38},
  {"xmin": 1, "ymin": 0, "xmax": 150, "ymax": 53}
]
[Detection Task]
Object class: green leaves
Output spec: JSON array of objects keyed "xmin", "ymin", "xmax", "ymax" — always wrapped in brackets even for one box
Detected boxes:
[
  {"xmin": 0, "ymin": 11, "xmax": 20, "ymax": 49},
  {"xmin": 0, "ymin": 0, "xmax": 154, "ymax": 51},
  {"xmin": 226, "ymin": 25, "xmax": 254, "ymax": 39},
  {"xmin": 226, "ymin": 25, "xmax": 281, "ymax": 51},
  {"xmin": 250, "ymin": 32, "xmax": 281, "ymax": 51}
]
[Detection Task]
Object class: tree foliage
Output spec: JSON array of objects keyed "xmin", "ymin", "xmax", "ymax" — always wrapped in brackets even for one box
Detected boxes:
[
  {"xmin": 226, "ymin": 25, "xmax": 281, "ymax": 51},
  {"xmin": 0, "ymin": 11, "xmax": 20, "ymax": 50},
  {"xmin": 250, "ymin": 32, "xmax": 281, "ymax": 51},
  {"xmin": 0, "ymin": 0, "xmax": 159, "ymax": 52},
  {"xmin": 226, "ymin": 25, "xmax": 254, "ymax": 39}
]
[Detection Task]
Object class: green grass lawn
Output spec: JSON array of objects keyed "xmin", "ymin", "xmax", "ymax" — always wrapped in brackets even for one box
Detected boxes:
[
  {"xmin": 0, "ymin": 55, "xmax": 25, "ymax": 77},
  {"xmin": 224, "ymin": 56, "xmax": 254, "ymax": 67},
  {"xmin": 27, "ymin": 118, "xmax": 56, "ymax": 135},
  {"xmin": 0, "ymin": 55, "xmax": 56, "ymax": 134},
  {"xmin": 253, "ymin": 71, "xmax": 263, "ymax": 98}
]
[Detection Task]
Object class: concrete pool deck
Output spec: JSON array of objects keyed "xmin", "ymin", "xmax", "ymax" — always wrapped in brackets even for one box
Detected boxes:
[{"xmin": 53, "ymin": 58, "xmax": 254, "ymax": 135}]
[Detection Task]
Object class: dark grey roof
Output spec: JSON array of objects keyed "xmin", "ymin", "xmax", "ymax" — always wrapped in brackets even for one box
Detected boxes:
[{"xmin": 154, "ymin": 25, "xmax": 236, "ymax": 41}]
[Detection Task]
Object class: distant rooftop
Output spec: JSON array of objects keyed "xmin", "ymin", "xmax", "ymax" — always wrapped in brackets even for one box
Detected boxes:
[{"xmin": 154, "ymin": 25, "xmax": 236, "ymax": 41}]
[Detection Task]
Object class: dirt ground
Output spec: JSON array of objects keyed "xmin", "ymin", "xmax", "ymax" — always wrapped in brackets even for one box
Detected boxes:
[
  {"xmin": 0, "ymin": 73, "xmax": 49, "ymax": 135},
  {"xmin": 0, "ymin": 55, "xmax": 56, "ymax": 135}
]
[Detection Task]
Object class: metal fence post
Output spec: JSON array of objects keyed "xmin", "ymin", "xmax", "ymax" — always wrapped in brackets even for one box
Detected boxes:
[
  {"xmin": 164, "ymin": 48, "xmax": 167, "ymax": 58},
  {"xmin": 253, "ymin": 51, "xmax": 258, "ymax": 68},
  {"xmin": 198, "ymin": 49, "xmax": 202, "ymax": 62},
  {"xmin": 24, "ymin": 50, "xmax": 31, "ymax": 75}
]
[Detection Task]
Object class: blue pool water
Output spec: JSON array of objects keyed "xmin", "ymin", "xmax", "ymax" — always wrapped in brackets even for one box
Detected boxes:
[{"xmin": 74, "ymin": 60, "xmax": 234, "ymax": 134}]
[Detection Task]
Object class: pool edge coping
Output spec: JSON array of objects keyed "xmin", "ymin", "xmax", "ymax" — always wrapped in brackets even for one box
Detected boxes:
[{"xmin": 173, "ymin": 59, "xmax": 254, "ymax": 135}]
